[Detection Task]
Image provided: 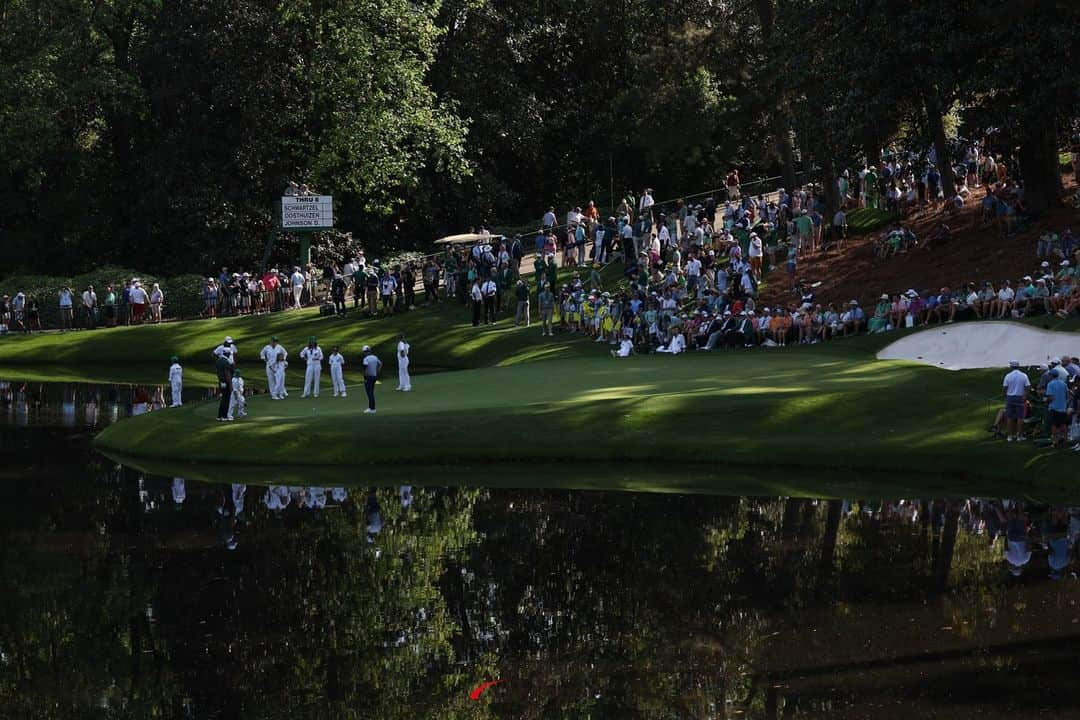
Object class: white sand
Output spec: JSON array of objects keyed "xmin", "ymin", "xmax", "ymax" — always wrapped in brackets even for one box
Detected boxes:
[{"xmin": 876, "ymin": 321, "xmax": 1080, "ymax": 371}]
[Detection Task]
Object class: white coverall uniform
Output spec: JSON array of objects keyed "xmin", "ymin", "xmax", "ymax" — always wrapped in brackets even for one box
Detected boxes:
[
  {"xmin": 328, "ymin": 351, "xmax": 347, "ymax": 396},
  {"xmin": 397, "ymin": 340, "xmax": 411, "ymax": 391},
  {"xmin": 168, "ymin": 362, "xmax": 183, "ymax": 407},
  {"xmin": 300, "ymin": 345, "xmax": 323, "ymax": 397}
]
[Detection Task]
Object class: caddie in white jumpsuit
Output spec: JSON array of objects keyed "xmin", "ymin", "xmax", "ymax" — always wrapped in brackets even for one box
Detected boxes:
[
  {"xmin": 328, "ymin": 346, "xmax": 347, "ymax": 397},
  {"xmin": 299, "ymin": 337, "xmax": 323, "ymax": 398},
  {"xmin": 396, "ymin": 333, "xmax": 411, "ymax": 391},
  {"xmin": 227, "ymin": 369, "xmax": 246, "ymax": 420},
  {"xmin": 259, "ymin": 336, "xmax": 287, "ymax": 399},
  {"xmin": 168, "ymin": 355, "xmax": 183, "ymax": 407}
]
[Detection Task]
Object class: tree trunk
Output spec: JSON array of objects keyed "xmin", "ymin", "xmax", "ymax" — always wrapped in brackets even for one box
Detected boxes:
[
  {"xmin": 779, "ymin": 124, "xmax": 798, "ymax": 190},
  {"xmin": 818, "ymin": 500, "xmax": 843, "ymax": 580},
  {"xmin": 1018, "ymin": 113, "xmax": 1064, "ymax": 216},
  {"xmin": 924, "ymin": 90, "xmax": 956, "ymax": 198},
  {"xmin": 934, "ymin": 502, "xmax": 960, "ymax": 592},
  {"xmin": 821, "ymin": 153, "xmax": 840, "ymax": 217}
]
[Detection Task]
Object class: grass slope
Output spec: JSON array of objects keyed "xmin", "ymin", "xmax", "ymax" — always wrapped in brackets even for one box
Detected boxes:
[
  {"xmin": 0, "ymin": 264, "xmax": 623, "ymax": 372},
  {"xmin": 95, "ymin": 348, "xmax": 1076, "ymax": 485}
]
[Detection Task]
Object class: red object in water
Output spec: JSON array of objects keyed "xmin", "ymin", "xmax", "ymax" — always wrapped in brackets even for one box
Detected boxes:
[{"xmin": 469, "ymin": 679, "xmax": 506, "ymax": 700}]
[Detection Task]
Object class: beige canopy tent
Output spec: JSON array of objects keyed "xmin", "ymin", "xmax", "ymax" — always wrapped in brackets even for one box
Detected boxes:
[{"xmin": 433, "ymin": 233, "xmax": 506, "ymax": 246}]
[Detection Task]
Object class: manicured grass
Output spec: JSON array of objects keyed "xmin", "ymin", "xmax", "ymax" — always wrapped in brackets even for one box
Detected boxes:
[
  {"xmin": 846, "ymin": 207, "xmax": 899, "ymax": 233},
  {"xmin": 95, "ymin": 348, "xmax": 1077, "ymax": 485}
]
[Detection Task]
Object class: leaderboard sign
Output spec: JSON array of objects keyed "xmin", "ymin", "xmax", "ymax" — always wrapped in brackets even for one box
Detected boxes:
[{"xmin": 281, "ymin": 195, "xmax": 333, "ymax": 230}]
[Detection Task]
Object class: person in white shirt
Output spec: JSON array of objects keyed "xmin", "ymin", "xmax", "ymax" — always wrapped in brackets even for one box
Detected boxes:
[
  {"xmin": 81, "ymin": 285, "xmax": 97, "ymax": 329},
  {"xmin": 227, "ymin": 369, "xmax": 246, "ymax": 420},
  {"xmin": 259, "ymin": 336, "xmax": 287, "ymax": 399},
  {"xmin": 213, "ymin": 336, "xmax": 237, "ymax": 365},
  {"xmin": 290, "ymin": 266, "xmax": 305, "ymax": 308},
  {"xmin": 541, "ymin": 207, "xmax": 556, "ymax": 229},
  {"xmin": 58, "ymin": 286, "xmax": 74, "ymax": 331},
  {"xmin": 656, "ymin": 331, "xmax": 686, "ymax": 354},
  {"xmin": 396, "ymin": 334, "xmax": 411, "ymax": 391},
  {"xmin": 639, "ymin": 188, "xmax": 654, "ymax": 214},
  {"xmin": 299, "ymin": 337, "xmax": 324, "ymax": 398},
  {"xmin": 328, "ymin": 345, "xmax": 347, "ymax": 397},
  {"xmin": 1001, "ymin": 360, "xmax": 1031, "ymax": 442},
  {"xmin": 168, "ymin": 355, "xmax": 183, "ymax": 407},
  {"xmin": 480, "ymin": 277, "xmax": 497, "ymax": 324},
  {"xmin": 994, "ymin": 281, "xmax": 1015, "ymax": 318},
  {"xmin": 748, "ymin": 234, "xmax": 763, "ymax": 274},
  {"xmin": 361, "ymin": 345, "xmax": 382, "ymax": 413},
  {"xmin": 611, "ymin": 338, "xmax": 634, "ymax": 358}
]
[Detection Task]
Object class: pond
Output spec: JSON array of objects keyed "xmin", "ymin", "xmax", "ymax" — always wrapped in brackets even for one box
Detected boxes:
[{"xmin": 3, "ymin": 378, "xmax": 1080, "ymax": 719}]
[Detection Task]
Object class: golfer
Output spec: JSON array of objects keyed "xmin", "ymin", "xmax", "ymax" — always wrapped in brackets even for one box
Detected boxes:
[
  {"xmin": 259, "ymin": 336, "xmax": 287, "ymax": 399},
  {"xmin": 328, "ymin": 345, "xmax": 347, "ymax": 397},
  {"xmin": 1002, "ymin": 360, "xmax": 1031, "ymax": 442},
  {"xmin": 361, "ymin": 345, "xmax": 382, "ymax": 414},
  {"xmin": 215, "ymin": 350, "xmax": 233, "ymax": 421},
  {"xmin": 396, "ymin": 333, "xmax": 411, "ymax": 391},
  {"xmin": 299, "ymin": 337, "xmax": 324, "ymax": 398},
  {"xmin": 168, "ymin": 355, "xmax": 183, "ymax": 407}
]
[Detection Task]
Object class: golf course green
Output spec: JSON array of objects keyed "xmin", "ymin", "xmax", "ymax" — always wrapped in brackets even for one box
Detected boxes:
[
  {"xmin": 3, "ymin": 260, "xmax": 1076, "ymax": 486},
  {"xmin": 91, "ymin": 340, "xmax": 1075, "ymax": 483}
]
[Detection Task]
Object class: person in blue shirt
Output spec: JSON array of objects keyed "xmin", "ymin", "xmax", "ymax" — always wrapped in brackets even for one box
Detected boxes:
[{"xmin": 1046, "ymin": 375, "xmax": 1069, "ymax": 447}]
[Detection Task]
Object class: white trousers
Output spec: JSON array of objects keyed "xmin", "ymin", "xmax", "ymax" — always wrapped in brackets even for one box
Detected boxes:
[
  {"xmin": 228, "ymin": 392, "xmax": 245, "ymax": 419},
  {"xmin": 170, "ymin": 381, "xmax": 182, "ymax": 407},
  {"xmin": 274, "ymin": 366, "xmax": 287, "ymax": 397},
  {"xmin": 331, "ymin": 365, "xmax": 346, "ymax": 395},
  {"xmin": 292, "ymin": 284, "xmax": 303, "ymax": 308},
  {"xmin": 303, "ymin": 364, "xmax": 321, "ymax": 397},
  {"xmin": 398, "ymin": 359, "xmax": 411, "ymax": 390},
  {"xmin": 266, "ymin": 366, "xmax": 278, "ymax": 398}
]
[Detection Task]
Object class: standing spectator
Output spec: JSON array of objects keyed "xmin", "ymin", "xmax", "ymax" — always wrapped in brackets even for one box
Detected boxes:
[
  {"xmin": 81, "ymin": 285, "xmax": 97, "ymax": 329},
  {"xmin": 11, "ymin": 292, "xmax": 26, "ymax": 333},
  {"xmin": 149, "ymin": 283, "xmax": 164, "ymax": 323},
  {"xmin": 423, "ymin": 258, "xmax": 440, "ymax": 304},
  {"xmin": 469, "ymin": 277, "xmax": 483, "ymax": 327},
  {"xmin": 129, "ymin": 280, "xmax": 148, "ymax": 323},
  {"xmin": 1001, "ymin": 360, "xmax": 1031, "ymax": 442},
  {"xmin": 58, "ymin": 286, "xmax": 74, "ymax": 331},
  {"xmin": 289, "ymin": 266, "xmax": 305, "ymax": 309},
  {"xmin": 832, "ymin": 208, "xmax": 848, "ymax": 250},
  {"xmin": 480, "ymin": 274, "xmax": 498, "ymax": 325},
  {"xmin": 203, "ymin": 279, "xmax": 218, "ymax": 318},
  {"xmin": 726, "ymin": 169, "xmax": 741, "ymax": 201},
  {"xmin": 514, "ymin": 279, "xmax": 530, "ymax": 326},
  {"xmin": 379, "ymin": 269, "xmax": 397, "ymax": 313},
  {"xmin": 103, "ymin": 285, "xmax": 117, "ymax": 327},
  {"xmin": 331, "ymin": 273, "xmax": 347, "ymax": 315}
]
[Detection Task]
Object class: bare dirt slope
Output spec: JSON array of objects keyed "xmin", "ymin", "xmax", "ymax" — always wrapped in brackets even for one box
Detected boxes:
[{"xmin": 759, "ymin": 174, "xmax": 1080, "ymax": 309}]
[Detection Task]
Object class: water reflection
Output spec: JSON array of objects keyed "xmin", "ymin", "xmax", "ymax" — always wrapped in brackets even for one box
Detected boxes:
[{"xmin": 4, "ymin": 381, "xmax": 1080, "ymax": 718}]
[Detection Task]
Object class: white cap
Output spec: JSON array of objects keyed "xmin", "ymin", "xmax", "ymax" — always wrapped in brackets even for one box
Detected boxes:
[
  {"xmin": 362, "ymin": 345, "xmax": 371, "ymax": 352},
  {"xmin": 1009, "ymin": 359, "xmax": 1020, "ymax": 368},
  {"xmin": 1051, "ymin": 356, "xmax": 1061, "ymax": 365},
  {"xmin": 224, "ymin": 336, "xmax": 233, "ymax": 343}
]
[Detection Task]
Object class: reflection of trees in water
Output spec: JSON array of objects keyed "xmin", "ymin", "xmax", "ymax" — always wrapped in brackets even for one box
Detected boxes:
[
  {"xmin": 0, "ymin": 467, "xmax": 487, "ymax": 719},
  {"xmin": 0, "ymin": 472, "xmax": 1067, "ymax": 719}
]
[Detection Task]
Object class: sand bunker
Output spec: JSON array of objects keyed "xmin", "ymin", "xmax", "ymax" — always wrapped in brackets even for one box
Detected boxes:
[{"xmin": 877, "ymin": 321, "xmax": 1080, "ymax": 370}]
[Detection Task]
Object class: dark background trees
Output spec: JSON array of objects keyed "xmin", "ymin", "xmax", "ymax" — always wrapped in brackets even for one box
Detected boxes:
[{"xmin": 1, "ymin": 0, "xmax": 1076, "ymax": 275}]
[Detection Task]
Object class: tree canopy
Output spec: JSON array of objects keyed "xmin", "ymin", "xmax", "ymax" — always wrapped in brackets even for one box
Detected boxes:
[{"xmin": 1, "ymin": 0, "xmax": 1077, "ymax": 273}]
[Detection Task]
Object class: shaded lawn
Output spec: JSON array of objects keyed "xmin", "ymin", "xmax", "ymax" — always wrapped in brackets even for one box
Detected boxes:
[{"xmin": 95, "ymin": 351, "xmax": 1077, "ymax": 485}]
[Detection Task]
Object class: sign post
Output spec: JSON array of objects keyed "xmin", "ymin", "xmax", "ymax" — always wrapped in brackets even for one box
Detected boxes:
[{"xmin": 262, "ymin": 195, "xmax": 334, "ymax": 271}]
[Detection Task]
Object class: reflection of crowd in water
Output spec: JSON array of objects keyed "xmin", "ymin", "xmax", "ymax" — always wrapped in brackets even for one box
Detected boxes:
[
  {"xmin": 141, "ymin": 475, "xmax": 413, "ymax": 550},
  {"xmin": 0, "ymin": 379, "xmax": 220, "ymax": 428},
  {"xmin": 849, "ymin": 498, "xmax": 1080, "ymax": 580}
]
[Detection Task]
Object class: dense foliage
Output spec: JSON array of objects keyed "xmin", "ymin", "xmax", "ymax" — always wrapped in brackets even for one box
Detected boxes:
[{"xmin": 1, "ymin": 0, "xmax": 1077, "ymax": 274}]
